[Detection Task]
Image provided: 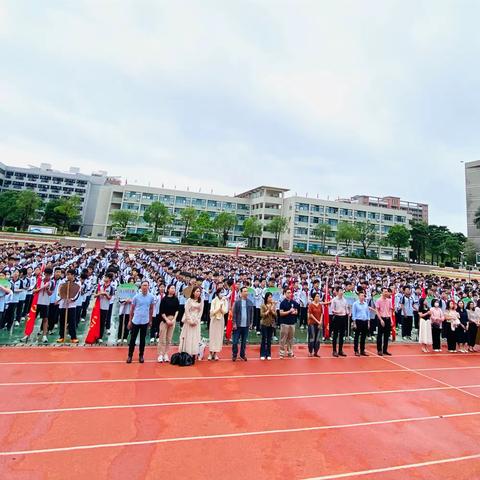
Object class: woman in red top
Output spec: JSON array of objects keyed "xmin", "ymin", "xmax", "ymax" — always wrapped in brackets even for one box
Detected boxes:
[{"xmin": 307, "ymin": 292, "xmax": 329, "ymax": 357}]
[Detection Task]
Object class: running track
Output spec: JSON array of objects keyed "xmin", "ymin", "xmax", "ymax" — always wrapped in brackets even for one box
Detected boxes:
[{"xmin": 0, "ymin": 344, "xmax": 479, "ymax": 479}]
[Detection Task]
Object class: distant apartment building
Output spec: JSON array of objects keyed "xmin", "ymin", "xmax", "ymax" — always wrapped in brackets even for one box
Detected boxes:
[
  {"xmin": 344, "ymin": 195, "xmax": 428, "ymax": 223},
  {"xmin": 0, "ymin": 162, "xmax": 117, "ymax": 224},
  {"xmin": 465, "ymin": 160, "xmax": 480, "ymax": 248}
]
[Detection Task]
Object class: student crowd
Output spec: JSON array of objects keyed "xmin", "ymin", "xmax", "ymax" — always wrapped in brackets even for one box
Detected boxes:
[{"xmin": 1, "ymin": 242, "xmax": 479, "ymax": 364}]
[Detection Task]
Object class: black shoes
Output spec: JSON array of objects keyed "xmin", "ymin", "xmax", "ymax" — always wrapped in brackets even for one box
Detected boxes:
[
  {"xmin": 355, "ymin": 352, "xmax": 360, "ymax": 357},
  {"xmin": 383, "ymin": 351, "xmax": 392, "ymax": 356},
  {"xmin": 240, "ymin": 356, "xmax": 248, "ymax": 362},
  {"xmin": 377, "ymin": 351, "xmax": 383, "ymax": 356},
  {"xmin": 361, "ymin": 352, "xmax": 369, "ymax": 356},
  {"xmin": 232, "ymin": 357, "xmax": 237, "ymax": 362},
  {"xmin": 139, "ymin": 356, "xmax": 145, "ymax": 363},
  {"xmin": 126, "ymin": 356, "xmax": 132, "ymax": 364},
  {"xmin": 332, "ymin": 351, "xmax": 339, "ymax": 357},
  {"xmin": 338, "ymin": 351, "xmax": 347, "ymax": 357}
]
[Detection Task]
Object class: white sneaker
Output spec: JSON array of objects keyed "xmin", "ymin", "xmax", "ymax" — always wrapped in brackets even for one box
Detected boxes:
[
  {"xmin": 256, "ymin": 331, "xmax": 261, "ymax": 336},
  {"xmin": 260, "ymin": 356, "xmax": 265, "ymax": 360},
  {"xmin": 123, "ymin": 339, "xmax": 128, "ymax": 344},
  {"xmin": 267, "ymin": 356, "xmax": 272, "ymax": 360},
  {"xmin": 20, "ymin": 335, "xmax": 28, "ymax": 342},
  {"xmin": 106, "ymin": 330, "xmax": 111, "ymax": 335},
  {"xmin": 164, "ymin": 354, "xmax": 169, "ymax": 362},
  {"xmin": 116, "ymin": 339, "xmax": 122, "ymax": 345},
  {"xmin": 42, "ymin": 335, "xmax": 48, "ymax": 343},
  {"xmin": 157, "ymin": 355, "xmax": 164, "ymax": 363},
  {"xmin": 81, "ymin": 318, "xmax": 85, "ymax": 322},
  {"xmin": 150, "ymin": 338, "xmax": 155, "ymax": 344},
  {"xmin": 98, "ymin": 338, "xmax": 103, "ymax": 344},
  {"xmin": 14, "ymin": 321, "xmax": 20, "ymax": 327}
]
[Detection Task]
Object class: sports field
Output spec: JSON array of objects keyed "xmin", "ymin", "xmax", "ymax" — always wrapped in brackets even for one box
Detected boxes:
[{"xmin": 0, "ymin": 343, "xmax": 479, "ymax": 479}]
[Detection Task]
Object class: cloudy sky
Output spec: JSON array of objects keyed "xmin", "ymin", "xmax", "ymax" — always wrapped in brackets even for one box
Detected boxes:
[{"xmin": 0, "ymin": 0, "xmax": 477, "ymax": 233}]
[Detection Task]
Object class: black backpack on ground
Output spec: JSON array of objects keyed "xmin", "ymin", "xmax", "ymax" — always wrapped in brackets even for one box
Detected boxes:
[{"xmin": 170, "ymin": 352, "xmax": 196, "ymax": 367}]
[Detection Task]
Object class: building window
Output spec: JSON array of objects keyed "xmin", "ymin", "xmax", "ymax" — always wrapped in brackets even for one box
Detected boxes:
[
  {"xmin": 395, "ymin": 215, "xmax": 405, "ymax": 223},
  {"xmin": 383, "ymin": 214, "xmax": 393, "ymax": 222},
  {"xmin": 327, "ymin": 207, "xmax": 338, "ymax": 215},
  {"xmin": 340, "ymin": 208, "xmax": 352, "ymax": 217},
  {"xmin": 355, "ymin": 210, "xmax": 366, "ymax": 219},
  {"xmin": 207, "ymin": 200, "xmax": 220, "ymax": 208},
  {"xmin": 295, "ymin": 215, "xmax": 309, "ymax": 223},
  {"xmin": 368, "ymin": 212, "xmax": 380, "ymax": 221},
  {"xmin": 175, "ymin": 196, "xmax": 189, "ymax": 206},
  {"xmin": 310, "ymin": 205, "xmax": 323, "ymax": 213},
  {"xmin": 191, "ymin": 198, "xmax": 206, "ymax": 208},
  {"xmin": 328, "ymin": 218, "xmax": 338, "ymax": 226},
  {"xmin": 296, "ymin": 202, "xmax": 309, "ymax": 212}
]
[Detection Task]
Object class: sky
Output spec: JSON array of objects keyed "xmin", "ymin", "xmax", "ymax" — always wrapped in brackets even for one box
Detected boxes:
[{"xmin": 0, "ymin": 0, "xmax": 478, "ymax": 233}]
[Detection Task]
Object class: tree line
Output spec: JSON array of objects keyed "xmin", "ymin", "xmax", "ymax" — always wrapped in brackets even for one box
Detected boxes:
[{"xmin": 0, "ymin": 190, "xmax": 82, "ymax": 233}]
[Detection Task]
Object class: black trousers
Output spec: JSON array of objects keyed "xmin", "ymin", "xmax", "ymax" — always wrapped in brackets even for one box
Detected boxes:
[
  {"xmin": 58, "ymin": 308, "xmax": 77, "ymax": 340},
  {"xmin": 81, "ymin": 295, "xmax": 92, "ymax": 319},
  {"xmin": 106, "ymin": 304, "xmax": 113, "ymax": 330},
  {"xmin": 368, "ymin": 317, "xmax": 378, "ymax": 336},
  {"xmin": 16, "ymin": 300, "xmax": 25, "ymax": 322},
  {"xmin": 467, "ymin": 323, "xmax": 478, "ymax": 347},
  {"xmin": 118, "ymin": 314, "xmax": 130, "ymax": 340},
  {"xmin": 48, "ymin": 303, "xmax": 59, "ymax": 331},
  {"xmin": 299, "ymin": 307, "xmax": 308, "ymax": 328},
  {"xmin": 446, "ymin": 325, "xmax": 456, "ymax": 351},
  {"xmin": 260, "ymin": 325, "xmax": 274, "ymax": 357},
  {"xmin": 377, "ymin": 317, "xmax": 391, "ymax": 353},
  {"xmin": 354, "ymin": 321, "xmax": 369, "ymax": 353},
  {"xmin": 402, "ymin": 315, "xmax": 413, "ymax": 337},
  {"xmin": 150, "ymin": 314, "xmax": 160, "ymax": 339},
  {"xmin": 432, "ymin": 325, "xmax": 442, "ymax": 350},
  {"xmin": 253, "ymin": 308, "xmax": 261, "ymax": 332},
  {"xmin": 413, "ymin": 311, "xmax": 419, "ymax": 330},
  {"xmin": 307, "ymin": 323, "xmax": 321, "ymax": 354},
  {"xmin": 128, "ymin": 323, "xmax": 148, "ymax": 358},
  {"xmin": 202, "ymin": 301, "xmax": 211, "ymax": 327},
  {"xmin": 4, "ymin": 303, "xmax": 17, "ymax": 329},
  {"xmin": 232, "ymin": 326, "xmax": 248, "ymax": 359},
  {"xmin": 177, "ymin": 304, "xmax": 185, "ymax": 324},
  {"xmin": 99, "ymin": 309, "xmax": 109, "ymax": 338},
  {"xmin": 75, "ymin": 306, "xmax": 82, "ymax": 327},
  {"xmin": 23, "ymin": 295, "xmax": 33, "ymax": 317},
  {"xmin": 332, "ymin": 315, "xmax": 347, "ymax": 353}
]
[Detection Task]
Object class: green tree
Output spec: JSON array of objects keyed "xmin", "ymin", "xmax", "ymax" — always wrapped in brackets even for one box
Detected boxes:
[
  {"xmin": 15, "ymin": 190, "xmax": 42, "ymax": 230},
  {"xmin": 312, "ymin": 223, "xmax": 332, "ymax": 254},
  {"xmin": 242, "ymin": 217, "xmax": 262, "ymax": 248},
  {"xmin": 336, "ymin": 221, "xmax": 359, "ymax": 251},
  {"xmin": 464, "ymin": 239, "xmax": 477, "ymax": 265},
  {"xmin": 386, "ymin": 224, "xmax": 411, "ymax": 260},
  {"xmin": 354, "ymin": 221, "xmax": 376, "ymax": 257},
  {"xmin": 143, "ymin": 201, "xmax": 172, "ymax": 239},
  {"xmin": 54, "ymin": 195, "xmax": 82, "ymax": 233},
  {"xmin": 179, "ymin": 207, "xmax": 198, "ymax": 239},
  {"xmin": 265, "ymin": 216, "xmax": 288, "ymax": 249},
  {"xmin": 410, "ymin": 221, "xmax": 429, "ymax": 262},
  {"xmin": 110, "ymin": 209, "xmax": 136, "ymax": 230},
  {"xmin": 43, "ymin": 199, "xmax": 65, "ymax": 227},
  {"xmin": 192, "ymin": 212, "xmax": 213, "ymax": 238},
  {"xmin": 0, "ymin": 191, "xmax": 20, "ymax": 228},
  {"xmin": 213, "ymin": 212, "xmax": 237, "ymax": 246},
  {"xmin": 426, "ymin": 225, "xmax": 450, "ymax": 264}
]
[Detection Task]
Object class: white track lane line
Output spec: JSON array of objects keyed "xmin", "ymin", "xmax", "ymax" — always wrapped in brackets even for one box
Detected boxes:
[
  {"xmin": 367, "ymin": 350, "xmax": 480, "ymax": 400},
  {"xmin": 303, "ymin": 452, "xmax": 480, "ymax": 479},
  {"xmin": 2, "ymin": 383, "xmax": 480, "ymax": 416},
  {"xmin": 1, "ymin": 365, "xmax": 479, "ymax": 387},
  {"xmin": 1, "ymin": 410, "xmax": 479, "ymax": 457}
]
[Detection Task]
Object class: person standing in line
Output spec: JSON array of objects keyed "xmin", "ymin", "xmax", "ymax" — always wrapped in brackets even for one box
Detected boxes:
[
  {"xmin": 400, "ymin": 286, "xmax": 415, "ymax": 340},
  {"xmin": 157, "ymin": 284, "xmax": 179, "ymax": 363},
  {"xmin": 117, "ymin": 294, "xmax": 133, "ymax": 345},
  {"xmin": 298, "ymin": 282, "xmax": 310, "ymax": 330},
  {"xmin": 352, "ymin": 291, "xmax": 372, "ymax": 356},
  {"xmin": 57, "ymin": 269, "xmax": 80, "ymax": 344},
  {"xmin": 179, "ymin": 286, "xmax": 203, "ymax": 358},
  {"xmin": 456, "ymin": 300, "xmax": 468, "ymax": 353},
  {"xmin": 429, "ymin": 299, "xmax": 444, "ymax": 352},
  {"xmin": 278, "ymin": 288, "xmax": 300, "ymax": 358},
  {"xmin": 307, "ymin": 292, "xmax": 325, "ymax": 357},
  {"xmin": 466, "ymin": 301, "xmax": 480, "ymax": 352},
  {"xmin": 151, "ymin": 282, "xmax": 165, "ymax": 344},
  {"xmin": 417, "ymin": 298, "xmax": 432, "ymax": 353},
  {"xmin": 0, "ymin": 272, "xmax": 12, "ymax": 330},
  {"xmin": 331, "ymin": 287, "xmax": 349, "ymax": 357},
  {"xmin": 375, "ymin": 287, "xmax": 393, "ymax": 356},
  {"xmin": 443, "ymin": 300, "xmax": 460, "ymax": 353},
  {"xmin": 94, "ymin": 274, "xmax": 113, "ymax": 344},
  {"xmin": 208, "ymin": 288, "xmax": 227, "ymax": 360},
  {"xmin": 232, "ymin": 286, "xmax": 254, "ymax": 361},
  {"xmin": 127, "ymin": 280, "xmax": 155, "ymax": 364},
  {"xmin": 260, "ymin": 292, "xmax": 277, "ymax": 360},
  {"xmin": 253, "ymin": 278, "xmax": 263, "ymax": 335},
  {"xmin": 33, "ymin": 267, "xmax": 53, "ymax": 343}
]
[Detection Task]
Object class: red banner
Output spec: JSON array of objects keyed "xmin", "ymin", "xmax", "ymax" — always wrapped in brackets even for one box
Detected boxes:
[
  {"xmin": 85, "ymin": 288, "xmax": 101, "ymax": 344},
  {"xmin": 225, "ymin": 282, "xmax": 236, "ymax": 341},
  {"xmin": 323, "ymin": 279, "xmax": 330, "ymax": 339},
  {"xmin": 24, "ymin": 269, "xmax": 44, "ymax": 337}
]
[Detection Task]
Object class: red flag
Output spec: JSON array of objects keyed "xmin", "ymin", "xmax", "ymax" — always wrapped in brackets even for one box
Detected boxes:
[
  {"xmin": 421, "ymin": 283, "xmax": 426, "ymax": 299},
  {"xmin": 323, "ymin": 279, "xmax": 330, "ymax": 339},
  {"xmin": 391, "ymin": 288, "xmax": 396, "ymax": 341},
  {"xmin": 85, "ymin": 287, "xmax": 101, "ymax": 344},
  {"xmin": 24, "ymin": 269, "xmax": 44, "ymax": 337},
  {"xmin": 225, "ymin": 282, "xmax": 236, "ymax": 341}
]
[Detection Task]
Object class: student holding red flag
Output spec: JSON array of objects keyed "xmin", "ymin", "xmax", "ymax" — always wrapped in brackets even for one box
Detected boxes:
[
  {"xmin": 85, "ymin": 285, "xmax": 101, "ymax": 344},
  {"xmin": 323, "ymin": 279, "xmax": 330, "ymax": 340},
  {"xmin": 225, "ymin": 281, "xmax": 236, "ymax": 341}
]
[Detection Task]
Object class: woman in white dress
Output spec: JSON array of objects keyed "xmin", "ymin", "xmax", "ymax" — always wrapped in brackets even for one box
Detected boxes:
[
  {"xmin": 208, "ymin": 288, "xmax": 228, "ymax": 360},
  {"xmin": 178, "ymin": 286, "xmax": 203, "ymax": 357},
  {"xmin": 418, "ymin": 298, "xmax": 432, "ymax": 352}
]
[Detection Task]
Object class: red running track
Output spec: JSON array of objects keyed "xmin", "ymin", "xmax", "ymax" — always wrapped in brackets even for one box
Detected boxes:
[{"xmin": 0, "ymin": 343, "xmax": 479, "ymax": 479}]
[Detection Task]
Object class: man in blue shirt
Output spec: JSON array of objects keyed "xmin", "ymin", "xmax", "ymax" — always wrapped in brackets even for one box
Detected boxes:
[
  {"xmin": 232, "ymin": 287, "xmax": 254, "ymax": 361},
  {"xmin": 127, "ymin": 281, "xmax": 155, "ymax": 364},
  {"xmin": 352, "ymin": 291, "xmax": 374, "ymax": 356},
  {"xmin": 279, "ymin": 288, "xmax": 300, "ymax": 358}
]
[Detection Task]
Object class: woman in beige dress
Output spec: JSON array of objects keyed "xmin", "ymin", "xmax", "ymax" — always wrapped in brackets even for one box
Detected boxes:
[
  {"xmin": 208, "ymin": 288, "xmax": 227, "ymax": 360},
  {"xmin": 178, "ymin": 286, "xmax": 203, "ymax": 357}
]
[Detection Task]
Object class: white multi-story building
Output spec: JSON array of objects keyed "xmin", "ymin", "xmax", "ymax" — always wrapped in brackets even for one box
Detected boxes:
[
  {"xmin": 465, "ymin": 160, "xmax": 480, "ymax": 249},
  {"xmin": 0, "ymin": 162, "xmax": 115, "ymax": 224}
]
